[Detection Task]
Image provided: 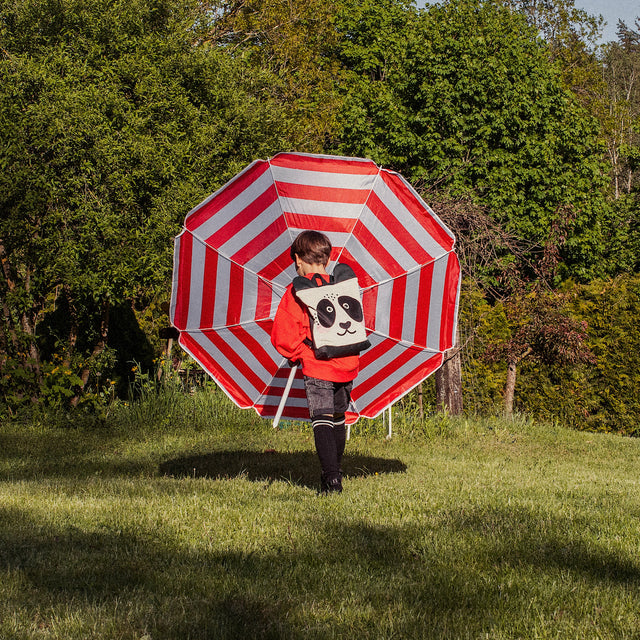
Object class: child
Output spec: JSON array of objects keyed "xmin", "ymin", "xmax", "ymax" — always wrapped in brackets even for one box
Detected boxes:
[{"xmin": 270, "ymin": 230, "xmax": 362, "ymax": 494}]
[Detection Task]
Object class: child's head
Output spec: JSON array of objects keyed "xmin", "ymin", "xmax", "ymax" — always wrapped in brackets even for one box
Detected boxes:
[{"xmin": 290, "ymin": 230, "xmax": 332, "ymax": 267}]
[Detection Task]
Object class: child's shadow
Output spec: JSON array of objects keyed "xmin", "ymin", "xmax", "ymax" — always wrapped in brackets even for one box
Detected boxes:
[{"xmin": 159, "ymin": 450, "xmax": 407, "ymax": 489}]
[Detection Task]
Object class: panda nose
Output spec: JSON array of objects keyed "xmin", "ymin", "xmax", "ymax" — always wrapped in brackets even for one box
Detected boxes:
[{"xmin": 340, "ymin": 321, "xmax": 351, "ymax": 330}]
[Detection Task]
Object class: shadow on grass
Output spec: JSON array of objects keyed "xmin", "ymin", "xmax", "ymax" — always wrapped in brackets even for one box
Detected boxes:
[
  {"xmin": 0, "ymin": 428, "xmax": 155, "ymax": 480},
  {"xmin": 159, "ymin": 450, "xmax": 407, "ymax": 489},
  {"xmin": 2, "ymin": 503, "xmax": 640, "ymax": 639},
  {"xmin": 440, "ymin": 505, "xmax": 640, "ymax": 585}
]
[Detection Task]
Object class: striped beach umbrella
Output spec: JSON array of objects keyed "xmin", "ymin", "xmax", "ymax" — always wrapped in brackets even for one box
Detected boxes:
[{"xmin": 170, "ymin": 152, "xmax": 460, "ymax": 425}]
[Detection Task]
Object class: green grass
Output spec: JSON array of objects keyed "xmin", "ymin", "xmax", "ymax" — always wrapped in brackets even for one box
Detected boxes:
[{"xmin": 1, "ymin": 389, "xmax": 640, "ymax": 639}]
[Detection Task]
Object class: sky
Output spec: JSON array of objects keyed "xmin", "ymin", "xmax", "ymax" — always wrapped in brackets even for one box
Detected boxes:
[
  {"xmin": 574, "ymin": 0, "xmax": 639, "ymax": 43},
  {"xmin": 416, "ymin": 1, "xmax": 640, "ymax": 44}
]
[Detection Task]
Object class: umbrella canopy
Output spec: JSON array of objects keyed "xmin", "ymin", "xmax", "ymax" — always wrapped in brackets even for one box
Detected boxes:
[{"xmin": 170, "ymin": 152, "xmax": 460, "ymax": 425}]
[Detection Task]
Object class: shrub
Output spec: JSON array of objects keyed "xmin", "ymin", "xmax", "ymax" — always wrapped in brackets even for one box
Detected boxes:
[{"xmin": 461, "ymin": 276, "xmax": 640, "ymax": 433}]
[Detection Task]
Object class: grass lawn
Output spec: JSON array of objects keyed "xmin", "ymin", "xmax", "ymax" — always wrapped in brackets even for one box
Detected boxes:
[{"xmin": 1, "ymin": 389, "xmax": 640, "ymax": 639}]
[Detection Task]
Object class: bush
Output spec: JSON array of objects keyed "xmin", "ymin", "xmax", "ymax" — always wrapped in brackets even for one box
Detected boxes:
[{"xmin": 459, "ymin": 276, "xmax": 640, "ymax": 434}]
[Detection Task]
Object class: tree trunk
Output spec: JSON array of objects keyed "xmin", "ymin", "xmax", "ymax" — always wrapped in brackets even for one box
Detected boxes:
[
  {"xmin": 19, "ymin": 309, "xmax": 41, "ymax": 373},
  {"xmin": 503, "ymin": 347, "xmax": 532, "ymax": 417},
  {"xmin": 0, "ymin": 299, "xmax": 17, "ymax": 362},
  {"xmin": 0, "ymin": 300, "xmax": 9, "ymax": 369},
  {"xmin": 1, "ymin": 239, "xmax": 41, "ymax": 377},
  {"xmin": 71, "ymin": 299, "xmax": 110, "ymax": 406},
  {"xmin": 504, "ymin": 360, "xmax": 517, "ymax": 416},
  {"xmin": 63, "ymin": 286, "xmax": 79, "ymax": 370},
  {"xmin": 435, "ymin": 343, "xmax": 463, "ymax": 415}
]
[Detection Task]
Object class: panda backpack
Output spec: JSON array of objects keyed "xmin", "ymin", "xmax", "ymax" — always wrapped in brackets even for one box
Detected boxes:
[{"xmin": 293, "ymin": 263, "xmax": 371, "ymax": 360}]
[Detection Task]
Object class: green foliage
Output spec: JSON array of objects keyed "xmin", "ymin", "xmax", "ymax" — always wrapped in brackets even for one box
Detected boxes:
[
  {"xmin": 0, "ymin": 0, "xmax": 298, "ymax": 404},
  {"xmin": 0, "ymin": 0, "xmax": 637, "ymax": 430},
  {"xmin": 456, "ymin": 283, "xmax": 511, "ymax": 414},
  {"xmin": 460, "ymin": 276, "xmax": 640, "ymax": 433},
  {"xmin": 214, "ymin": 0, "xmax": 346, "ymax": 151},
  {"xmin": 1, "ymin": 0, "xmax": 290, "ymax": 303},
  {"xmin": 507, "ymin": 0, "xmax": 605, "ymax": 102},
  {"xmin": 334, "ymin": 0, "xmax": 609, "ymax": 280},
  {"xmin": 0, "ymin": 349, "xmax": 115, "ymax": 418},
  {"xmin": 599, "ymin": 25, "xmax": 640, "ymax": 199},
  {"xmin": 0, "ymin": 357, "xmax": 41, "ymax": 414},
  {"xmin": 565, "ymin": 276, "xmax": 640, "ymax": 433},
  {"xmin": 332, "ymin": 0, "xmax": 421, "ymax": 168},
  {"xmin": 599, "ymin": 194, "xmax": 640, "ymax": 273}
]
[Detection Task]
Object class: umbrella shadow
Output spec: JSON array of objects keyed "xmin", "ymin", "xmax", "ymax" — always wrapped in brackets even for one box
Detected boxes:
[{"xmin": 159, "ymin": 450, "xmax": 407, "ymax": 488}]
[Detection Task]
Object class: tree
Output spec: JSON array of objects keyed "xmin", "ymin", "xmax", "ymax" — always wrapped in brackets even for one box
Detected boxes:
[
  {"xmin": 209, "ymin": 0, "xmax": 345, "ymax": 152},
  {"xmin": 599, "ymin": 22, "xmax": 640, "ymax": 198},
  {"xmin": 485, "ymin": 208, "xmax": 594, "ymax": 415},
  {"xmin": 580, "ymin": 21, "xmax": 640, "ymax": 275},
  {"xmin": 506, "ymin": 0, "xmax": 604, "ymax": 102},
  {"xmin": 427, "ymin": 191, "xmax": 531, "ymax": 414},
  {"xmin": 490, "ymin": 287, "xmax": 594, "ymax": 415},
  {"xmin": 334, "ymin": 0, "xmax": 609, "ymax": 281},
  {"xmin": 329, "ymin": 0, "xmax": 610, "ymax": 414},
  {"xmin": 0, "ymin": 0, "xmax": 293, "ymax": 405}
]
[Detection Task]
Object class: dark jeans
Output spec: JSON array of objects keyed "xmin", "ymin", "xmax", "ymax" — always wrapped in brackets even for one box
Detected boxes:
[{"xmin": 303, "ymin": 376, "xmax": 353, "ymax": 418}]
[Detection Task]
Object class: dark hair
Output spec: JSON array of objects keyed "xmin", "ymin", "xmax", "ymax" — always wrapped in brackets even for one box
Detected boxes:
[{"xmin": 290, "ymin": 230, "xmax": 332, "ymax": 265}]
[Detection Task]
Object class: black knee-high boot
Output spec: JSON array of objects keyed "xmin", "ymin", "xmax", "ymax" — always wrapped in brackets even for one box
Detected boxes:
[{"xmin": 313, "ymin": 416, "xmax": 342, "ymax": 493}]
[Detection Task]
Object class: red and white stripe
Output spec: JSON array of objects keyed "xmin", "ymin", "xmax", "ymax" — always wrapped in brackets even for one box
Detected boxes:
[{"xmin": 171, "ymin": 152, "xmax": 460, "ymax": 424}]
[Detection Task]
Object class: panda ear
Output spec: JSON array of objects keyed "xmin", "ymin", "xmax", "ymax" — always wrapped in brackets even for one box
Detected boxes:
[{"xmin": 332, "ymin": 263, "xmax": 356, "ymax": 283}]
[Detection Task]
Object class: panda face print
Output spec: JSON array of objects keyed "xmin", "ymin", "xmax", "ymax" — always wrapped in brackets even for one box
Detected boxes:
[
  {"xmin": 294, "ymin": 275, "xmax": 368, "ymax": 349},
  {"xmin": 290, "ymin": 264, "xmax": 373, "ymax": 358}
]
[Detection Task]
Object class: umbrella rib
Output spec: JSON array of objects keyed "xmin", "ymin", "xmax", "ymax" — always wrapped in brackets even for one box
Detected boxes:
[
  {"xmin": 180, "ymin": 320, "xmax": 274, "ymax": 332},
  {"xmin": 333, "ymin": 164, "xmax": 383, "ymax": 268},
  {"xmin": 178, "ymin": 229, "xmax": 290, "ymax": 295},
  {"xmin": 178, "ymin": 326, "xmax": 443, "ymax": 353},
  {"xmin": 359, "ymin": 249, "xmax": 456, "ymax": 293},
  {"xmin": 364, "ymin": 329, "xmax": 444, "ymax": 353},
  {"xmin": 268, "ymin": 154, "xmax": 297, "ymax": 262}
]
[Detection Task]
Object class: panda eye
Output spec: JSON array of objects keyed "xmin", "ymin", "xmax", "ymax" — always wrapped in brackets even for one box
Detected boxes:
[
  {"xmin": 317, "ymin": 299, "xmax": 337, "ymax": 328},
  {"xmin": 338, "ymin": 296, "xmax": 363, "ymax": 322}
]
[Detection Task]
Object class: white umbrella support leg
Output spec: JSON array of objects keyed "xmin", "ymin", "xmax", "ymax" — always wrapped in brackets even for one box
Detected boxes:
[
  {"xmin": 383, "ymin": 406, "xmax": 392, "ymax": 439},
  {"xmin": 273, "ymin": 365, "xmax": 298, "ymax": 429}
]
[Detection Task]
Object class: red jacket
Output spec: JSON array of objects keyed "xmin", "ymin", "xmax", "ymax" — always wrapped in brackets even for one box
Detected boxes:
[{"xmin": 270, "ymin": 273, "xmax": 359, "ymax": 383}]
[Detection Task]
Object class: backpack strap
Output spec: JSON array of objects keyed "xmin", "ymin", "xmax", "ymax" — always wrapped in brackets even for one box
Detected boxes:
[
  {"xmin": 293, "ymin": 264, "xmax": 355, "ymax": 293},
  {"xmin": 292, "ymin": 272, "xmax": 328, "ymax": 292}
]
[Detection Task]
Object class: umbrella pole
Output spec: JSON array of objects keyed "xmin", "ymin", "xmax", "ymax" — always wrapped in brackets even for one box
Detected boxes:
[
  {"xmin": 384, "ymin": 406, "xmax": 392, "ymax": 439},
  {"xmin": 273, "ymin": 365, "xmax": 298, "ymax": 429}
]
